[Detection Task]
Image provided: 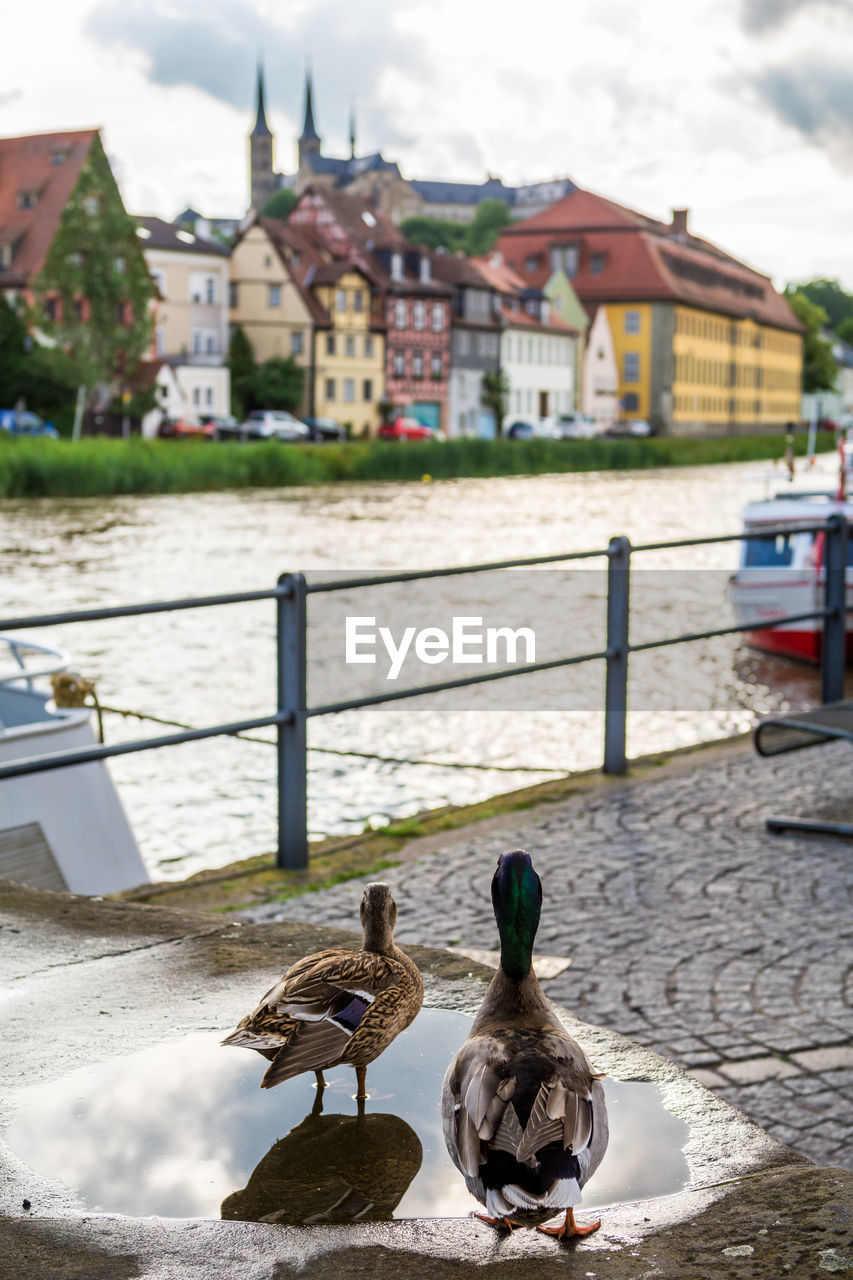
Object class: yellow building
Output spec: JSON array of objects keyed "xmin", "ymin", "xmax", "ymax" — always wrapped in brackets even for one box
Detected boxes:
[
  {"xmin": 309, "ymin": 262, "xmax": 386, "ymax": 437},
  {"xmin": 497, "ymin": 192, "xmax": 803, "ymax": 435},
  {"xmin": 228, "ymin": 216, "xmax": 321, "ymax": 414}
]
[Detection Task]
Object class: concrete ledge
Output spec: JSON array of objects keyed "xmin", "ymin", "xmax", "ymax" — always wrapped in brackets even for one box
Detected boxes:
[{"xmin": 2, "ymin": 880, "xmax": 851, "ymax": 1279}]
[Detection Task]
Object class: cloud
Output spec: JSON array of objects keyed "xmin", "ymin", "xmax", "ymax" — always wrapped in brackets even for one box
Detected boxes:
[
  {"xmin": 749, "ymin": 58, "xmax": 853, "ymax": 165},
  {"xmin": 84, "ymin": 0, "xmax": 427, "ymax": 155},
  {"xmin": 740, "ymin": 0, "xmax": 848, "ymax": 33}
]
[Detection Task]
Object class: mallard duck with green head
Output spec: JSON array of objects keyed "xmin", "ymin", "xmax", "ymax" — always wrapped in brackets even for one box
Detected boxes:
[
  {"xmin": 223, "ymin": 882, "xmax": 423, "ymax": 1100},
  {"xmin": 441, "ymin": 849, "xmax": 608, "ymax": 1239}
]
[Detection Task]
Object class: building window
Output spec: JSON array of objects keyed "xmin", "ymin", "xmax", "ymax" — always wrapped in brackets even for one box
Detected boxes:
[
  {"xmin": 264, "ymin": 254, "xmax": 272, "ymax": 268},
  {"xmin": 206, "ymin": 333, "xmax": 216, "ymax": 354},
  {"xmin": 432, "ymin": 304, "xmax": 445, "ymax": 331},
  {"xmin": 391, "ymin": 252, "xmax": 404, "ymax": 280},
  {"xmin": 44, "ymin": 297, "xmax": 57, "ymax": 321},
  {"xmin": 229, "ymin": 281, "xmax": 238, "ymax": 308},
  {"xmin": 394, "ymin": 299, "xmax": 407, "ymax": 328},
  {"xmin": 624, "ymin": 310, "xmax": 640, "ymax": 334},
  {"xmin": 590, "ymin": 253, "xmax": 605, "ymax": 274},
  {"xmin": 412, "ymin": 351, "xmax": 424, "ymax": 378},
  {"xmin": 623, "ymin": 392, "xmax": 639, "ymax": 411},
  {"xmin": 419, "ymin": 256, "xmax": 431, "ymax": 283},
  {"xmin": 363, "ymin": 378, "xmax": 373, "ymax": 401},
  {"xmin": 205, "ymin": 387, "xmax": 214, "ymax": 406},
  {"xmin": 431, "ymin": 352, "xmax": 442, "ymax": 380},
  {"xmin": 413, "ymin": 301, "xmax": 426, "ymax": 330},
  {"xmin": 623, "ymin": 352, "xmax": 640, "ymax": 382},
  {"xmin": 114, "ymin": 256, "xmax": 126, "ymax": 274},
  {"xmin": 291, "ymin": 330, "xmax": 304, "ymax": 356},
  {"xmin": 68, "ymin": 252, "xmax": 83, "ymax": 269},
  {"xmin": 525, "ymin": 255, "xmax": 539, "ymax": 272},
  {"xmin": 457, "ymin": 331, "xmax": 470, "ymax": 356},
  {"xmin": 84, "ymin": 196, "xmax": 100, "ymax": 217},
  {"xmin": 326, "ymin": 334, "xmax": 335, "ymax": 355},
  {"xmin": 345, "ymin": 335, "xmax": 356, "ymax": 357},
  {"xmin": 353, "ymin": 290, "xmax": 364, "ymax": 312},
  {"xmin": 336, "ymin": 288, "xmax": 347, "ymax": 312},
  {"xmin": 193, "ymin": 387, "xmax": 201, "ymax": 406},
  {"xmin": 344, "ymin": 378, "xmax": 355, "ymax": 402},
  {"xmin": 393, "ymin": 349, "xmax": 405, "ymax": 377},
  {"xmin": 193, "ymin": 330, "xmax": 202, "ymax": 355},
  {"xmin": 364, "ymin": 334, "xmax": 374, "ymax": 357},
  {"xmin": 268, "ymin": 284, "xmax": 281, "ymax": 307},
  {"xmin": 206, "ymin": 277, "xmax": 216, "ymax": 304},
  {"xmin": 325, "ymin": 378, "xmax": 336, "ymax": 401}
]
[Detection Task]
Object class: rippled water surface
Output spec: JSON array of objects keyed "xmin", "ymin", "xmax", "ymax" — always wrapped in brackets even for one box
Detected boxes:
[
  {"xmin": 7, "ymin": 1011, "xmax": 690, "ymax": 1220},
  {"xmin": 2, "ymin": 458, "xmax": 840, "ymax": 879}
]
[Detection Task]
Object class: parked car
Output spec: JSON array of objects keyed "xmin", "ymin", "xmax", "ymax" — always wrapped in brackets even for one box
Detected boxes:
[
  {"xmin": 604, "ymin": 418, "xmax": 654, "ymax": 438},
  {"xmin": 303, "ymin": 415, "xmax": 347, "ymax": 443},
  {"xmin": 201, "ymin": 414, "xmax": 242, "ymax": 440},
  {"xmin": 241, "ymin": 410, "xmax": 311, "ymax": 442},
  {"xmin": 378, "ymin": 417, "xmax": 436, "ymax": 442},
  {"xmin": 157, "ymin": 416, "xmax": 215, "ymax": 440},
  {"xmin": 544, "ymin": 412, "xmax": 599, "ymax": 440},
  {"xmin": 506, "ymin": 419, "xmax": 536, "ymax": 439},
  {"xmin": 0, "ymin": 409, "xmax": 59, "ymax": 438}
]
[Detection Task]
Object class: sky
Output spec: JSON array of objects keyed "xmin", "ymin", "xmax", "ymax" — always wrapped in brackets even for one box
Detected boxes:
[{"xmin": 5, "ymin": 0, "xmax": 853, "ymax": 292}]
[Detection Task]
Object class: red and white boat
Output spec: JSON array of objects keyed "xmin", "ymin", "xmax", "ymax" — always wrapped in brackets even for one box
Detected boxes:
[{"xmin": 727, "ymin": 444, "xmax": 853, "ymax": 664}]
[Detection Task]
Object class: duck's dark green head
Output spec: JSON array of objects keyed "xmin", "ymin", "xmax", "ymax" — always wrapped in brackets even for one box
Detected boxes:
[{"xmin": 491, "ymin": 850, "xmax": 542, "ymax": 981}]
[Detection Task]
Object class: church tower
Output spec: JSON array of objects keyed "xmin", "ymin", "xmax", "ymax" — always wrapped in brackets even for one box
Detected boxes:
[
  {"xmin": 249, "ymin": 63, "xmax": 277, "ymax": 211},
  {"xmin": 297, "ymin": 69, "xmax": 322, "ymax": 174}
]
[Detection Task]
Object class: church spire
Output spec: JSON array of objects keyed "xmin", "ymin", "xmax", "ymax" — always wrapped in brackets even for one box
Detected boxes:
[
  {"xmin": 251, "ymin": 62, "xmax": 272, "ymax": 138},
  {"xmin": 349, "ymin": 100, "xmax": 356, "ymax": 160},
  {"xmin": 299, "ymin": 69, "xmax": 320, "ymax": 144}
]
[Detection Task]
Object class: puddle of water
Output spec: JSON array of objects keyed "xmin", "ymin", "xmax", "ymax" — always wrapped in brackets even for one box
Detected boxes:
[{"xmin": 7, "ymin": 1009, "xmax": 689, "ymax": 1222}]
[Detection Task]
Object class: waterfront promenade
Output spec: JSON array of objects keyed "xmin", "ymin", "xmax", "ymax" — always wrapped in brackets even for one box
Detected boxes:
[{"xmin": 245, "ymin": 735, "xmax": 853, "ymax": 1173}]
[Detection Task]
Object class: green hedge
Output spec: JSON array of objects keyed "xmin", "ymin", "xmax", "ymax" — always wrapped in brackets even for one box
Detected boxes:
[{"xmin": 0, "ymin": 432, "xmax": 836, "ymax": 499}]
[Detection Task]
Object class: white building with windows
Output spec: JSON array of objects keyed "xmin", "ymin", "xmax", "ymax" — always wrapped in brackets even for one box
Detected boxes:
[
  {"xmin": 135, "ymin": 216, "xmax": 231, "ymax": 419},
  {"xmin": 500, "ymin": 301, "xmax": 577, "ymax": 422}
]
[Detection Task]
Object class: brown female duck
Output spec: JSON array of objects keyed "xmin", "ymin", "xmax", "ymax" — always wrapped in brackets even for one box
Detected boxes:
[{"xmin": 223, "ymin": 882, "xmax": 423, "ymax": 1100}]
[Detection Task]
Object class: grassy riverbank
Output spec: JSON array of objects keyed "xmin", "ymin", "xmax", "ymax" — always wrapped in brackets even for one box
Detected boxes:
[{"xmin": 0, "ymin": 430, "xmax": 835, "ymax": 498}]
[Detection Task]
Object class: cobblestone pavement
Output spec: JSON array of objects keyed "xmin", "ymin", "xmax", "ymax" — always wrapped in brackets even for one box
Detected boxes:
[{"xmin": 244, "ymin": 739, "xmax": 853, "ymax": 1171}]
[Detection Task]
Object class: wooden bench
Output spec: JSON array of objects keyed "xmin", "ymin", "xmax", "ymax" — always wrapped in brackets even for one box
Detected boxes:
[{"xmin": 754, "ymin": 699, "xmax": 853, "ymax": 837}]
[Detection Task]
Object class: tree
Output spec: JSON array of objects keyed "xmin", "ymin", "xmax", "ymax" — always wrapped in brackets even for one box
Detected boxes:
[
  {"xmin": 481, "ymin": 368, "xmax": 510, "ymax": 436},
  {"xmin": 400, "ymin": 216, "xmax": 468, "ymax": 253},
  {"xmin": 0, "ymin": 295, "xmax": 78, "ymax": 434},
  {"xmin": 227, "ymin": 325, "xmax": 257, "ymax": 417},
  {"xmin": 33, "ymin": 134, "xmax": 155, "ymax": 393},
  {"xmin": 252, "ymin": 356, "xmax": 306, "ymax": 412},
  {"xmin": 464, "ymin": 200, "xmax": 511, "ymax": 257},
  {"xmin": 787, "ymin": 278, "xmax": 853, "ymax": 333},
  {"xmin": 785, "ymin": 291, "xmax": 837, "ymax": 394},
  {"xmin": 262, "ymin": 190, "xmax": 298, "ymax": 221},
  {"xmin": 836, "ymin": 316, "xmax": 853, "ymax": 346}
]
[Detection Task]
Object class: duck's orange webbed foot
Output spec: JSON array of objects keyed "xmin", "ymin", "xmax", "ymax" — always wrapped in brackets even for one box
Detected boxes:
[
  {"xmin": 474, "ymin": 1212, "xmax": 521, "ymax": 1232},
  {"xmin": 537, "ymin": 1208, "xmax": 601, "ymax": 1239}
]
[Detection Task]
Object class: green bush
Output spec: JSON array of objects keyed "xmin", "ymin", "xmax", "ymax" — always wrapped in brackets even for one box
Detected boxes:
[{"xmin": 0, "ymin": 431, "xmax": 836, "ymax": 499}]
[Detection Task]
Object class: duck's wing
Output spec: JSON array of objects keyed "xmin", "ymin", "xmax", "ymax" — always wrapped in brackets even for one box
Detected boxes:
[{"xmin": 224, "ymin": 948, "xmax": 403, "ymax": 1088}]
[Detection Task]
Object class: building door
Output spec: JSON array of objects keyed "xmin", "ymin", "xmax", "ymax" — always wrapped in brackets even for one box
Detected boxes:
[{"xmin": 539, "ymin": 391, "xmax": 549, "ymax": 417}]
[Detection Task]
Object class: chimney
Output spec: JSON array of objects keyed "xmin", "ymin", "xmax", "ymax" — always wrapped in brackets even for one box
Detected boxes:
[{"xmin": 671, "ymin": 208, "xmax": 689, "ymax": 238}]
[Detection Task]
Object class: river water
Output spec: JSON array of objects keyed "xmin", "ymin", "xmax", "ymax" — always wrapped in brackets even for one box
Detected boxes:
[{"xmin": 2, "ymin": 455, "xmax": 837, "ymax": 881}]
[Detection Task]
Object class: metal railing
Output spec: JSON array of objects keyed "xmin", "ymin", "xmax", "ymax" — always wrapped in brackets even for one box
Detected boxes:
[{"xmin": 1, "ymin": 515, "xmax": 848, "ymax": 872}]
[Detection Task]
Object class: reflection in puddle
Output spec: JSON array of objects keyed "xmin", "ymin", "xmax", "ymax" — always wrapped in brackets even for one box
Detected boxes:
[
  {"xmin": 222, "ymin": 1104, "xmax": 422, "ymax": 1225},
  {"xmin": 8, "ymin": 1010, "xmax": 689, "ymax": 1221}
]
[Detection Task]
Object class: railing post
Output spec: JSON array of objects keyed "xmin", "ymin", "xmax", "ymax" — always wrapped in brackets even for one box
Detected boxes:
[
  {"xmin": 822, "ymin": 514, "xmax": 847, "ymax": 705},
  {"xmin": 604, "ymin": 536, "xmax": 631, "ymax": 774},
  {"xmin": 277, "ymin": 572, "xmax": 308, "ymax": 870}
]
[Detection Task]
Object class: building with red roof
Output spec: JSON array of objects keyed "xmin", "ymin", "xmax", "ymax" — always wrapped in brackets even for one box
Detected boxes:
[
  {"xmin": 0, "ymin": 128, "xmax": 154, "ymax": 396},
  {"xmin": 496, "ymin": 188, "xmax": 803, "ymax": 435}
]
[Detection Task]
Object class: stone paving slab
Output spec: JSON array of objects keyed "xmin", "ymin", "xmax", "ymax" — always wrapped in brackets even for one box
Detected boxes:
[{"xmin": 244, "ymin": 737, "xmax": 853, "ymax": 1172}]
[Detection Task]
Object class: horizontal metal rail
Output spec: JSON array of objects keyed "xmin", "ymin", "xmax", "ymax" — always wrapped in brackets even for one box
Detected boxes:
[
  {"xmin": 0, "ymin": 586, "xmax": 289, "ymax": 633},
  {"xmin": 305, "ymin": 548, "xmax": 610, "ymax": 594},
  {"xmin": 0, "ymin": 712, "xmax": 289, "ymax": 781},
  {"xmin": 307, "ymin": 648, "xmax": 611, "ymax": 718}
]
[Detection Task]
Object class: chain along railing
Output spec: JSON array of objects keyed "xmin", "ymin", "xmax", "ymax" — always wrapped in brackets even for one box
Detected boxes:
[{"xmin": 0, "ymin": 516, "xmax": 848, "ymax": 872}]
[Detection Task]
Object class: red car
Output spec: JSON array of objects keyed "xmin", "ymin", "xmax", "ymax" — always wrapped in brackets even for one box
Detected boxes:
[
  {"xmin": 157, "ymin": 416, "xmax": 216, "ymax": 440},
  {"xmin": 378, "ymin": 417, "xmax": 435, "ymax": 442}
]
